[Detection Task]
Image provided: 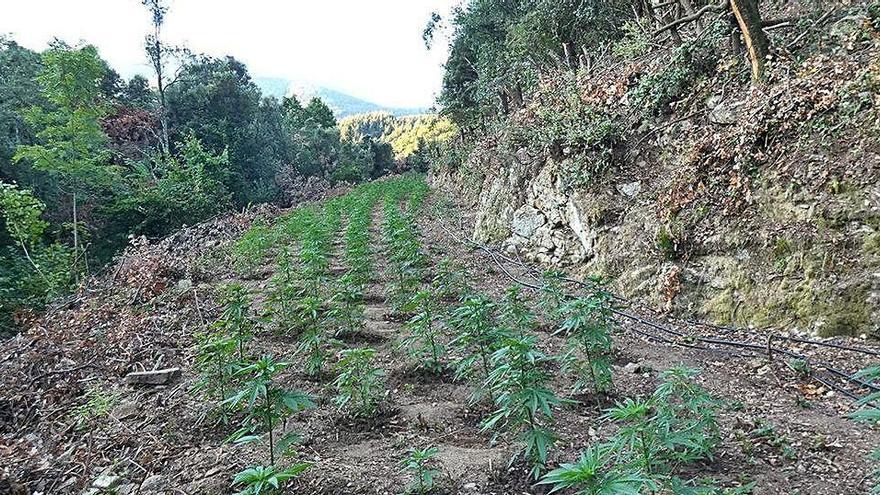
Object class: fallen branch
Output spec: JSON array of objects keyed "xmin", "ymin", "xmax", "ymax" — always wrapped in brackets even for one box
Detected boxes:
[{"xmin": 654, "ymin": 0, "xmax": 729, "ymax": 35}]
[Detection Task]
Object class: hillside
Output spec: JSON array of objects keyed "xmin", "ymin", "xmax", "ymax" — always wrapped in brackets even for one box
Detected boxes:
[
  {"xmin": 431, "ymin": 0, "xmax": 880, "ymax": 340},
  {"xmin": 3, "ymin": 1, "xmax": 880, "ymax": 494},
  {"xmin": 253, "ymin": 77, "xmax": 428, "ymax": 118},
  {"xmin": 2, "ymin": 175, "xmax": 879, "ymax": 494}
]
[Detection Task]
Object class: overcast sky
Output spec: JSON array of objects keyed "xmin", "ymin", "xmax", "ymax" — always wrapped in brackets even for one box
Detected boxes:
[{"xmin": 0, "ymin": 0, "xmax": 458, "ymax": 108}]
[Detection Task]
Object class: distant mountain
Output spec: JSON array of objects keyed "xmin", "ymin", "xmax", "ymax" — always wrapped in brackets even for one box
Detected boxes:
[{"xmin": 253, "ymin": 77, "xmax": 428, "ymax": 118}]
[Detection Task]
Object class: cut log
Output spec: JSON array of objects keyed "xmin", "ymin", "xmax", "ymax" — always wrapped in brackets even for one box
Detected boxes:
[{"xmin": 125, "ymin": 367, "xmax": 181, "ymax": 385}]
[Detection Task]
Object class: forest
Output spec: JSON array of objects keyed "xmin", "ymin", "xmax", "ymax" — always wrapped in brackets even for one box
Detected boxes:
[
  {"xmin": 2, "ymin": 0, "xmax": 880, "ymax": 494},
  {"xmin": 0, "ymin": 2, "xmax": 451, "ymax": 331}
]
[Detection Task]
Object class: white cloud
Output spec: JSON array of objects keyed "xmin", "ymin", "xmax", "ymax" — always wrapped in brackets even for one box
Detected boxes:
[{"xmin": 0, "ymin": 0, "xmax": 458, "ymax": 108}]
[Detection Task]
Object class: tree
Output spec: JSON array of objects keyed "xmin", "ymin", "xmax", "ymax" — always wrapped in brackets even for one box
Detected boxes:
[
  {"xmin": 14, "ymin": 44, "xmax": 118, "ymax": 269},
  {"xmin": 304, "ymin": 97, "xmax": 336, "ymax": 128},
  {"xmin": 729, "ymin": 0, "xmax": 770, "ymax": 80},
  {"xmin": 166, "ymin": 56, "xmax": 271, "ymax": 203},
  {"xmin": 141, "ymin": 0, "xmax": 186, "ymax": 155}
]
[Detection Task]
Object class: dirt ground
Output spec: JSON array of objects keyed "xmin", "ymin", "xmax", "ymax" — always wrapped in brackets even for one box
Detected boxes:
[{"xmin": 1, "ymin": 185, "xmax": 879, "ymax": 494}]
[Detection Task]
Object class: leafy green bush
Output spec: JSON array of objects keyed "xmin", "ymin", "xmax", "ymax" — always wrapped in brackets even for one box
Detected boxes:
[
  {"xmin": 332, "ymin": 347, "xmax": 385, "ymax": 417},
  {"xmin": 106, "ymin": 134, "xmax": 232, "ymax": 240},
  {"xmin": 0, "ymin": 182, "xmax": 75, "ymax": 330},
  {"xmin": 630, "ymin": 41, "xmax": 717, "ymax": 117},
  {"xmin": 556, "ymin": 290, "xmax": 615, "ymax": 399},
  {"xmin": 224, "ymin": 356, "xmax": 315, "ymax": 465},
  {"xmin": 398, "ymin": 446, "xmax": 441, "ymax": 494}
]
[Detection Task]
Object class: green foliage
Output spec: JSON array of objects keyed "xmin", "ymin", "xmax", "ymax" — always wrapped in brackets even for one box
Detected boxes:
[
  {"xmin": 232, "ymin": 463, "xmax": 310, "ymax": 495},
  {"xmin": 106, "ymin": 134, "xmax": 232, "ymax": 240},
  {"xmin": 542, "ymin": 367, "xmax": 721, "ymax": 492},
  {"xmin": 439, "ymin": 0, "xmax": 630, "ymax": 131},
  {"xmin": 264, "ymin": 247, "xmax": 298, "ymax": 333},
  {"xmin": 448, "ymin": 294, "xmax": 504, "ymax": 402},
  {"xmin": 631, "ymin": 41, "xmax": 717, "ymax": 117},
  {"xmin": 327, "ymin": 272, "xmax": 365, "ymax": 337},
  {"xmin": 499, "ymin": 285, "xmax": 537, "ymax": 337},
  {"xmin": 510, "ymin": 80, "xmax": 620, "ymax": 189},
  {"xmin": 401, "ymin": 290, "xmax": 445, "ymax": 373},
  {"xmin": 193, "ymin": 330, "xmax": 238, "ymax": 416},
  {"xmin": 382, "ymin": 187, "xmax": 426, "ymax": 313},
  {"xmin": 224, "ymin": 356, "xmax": 315, "ymax": 465},
  {"xmin": 557, "ymin": 290, "xmax": 615, "ymax": 398},
  {"xmin": 296, "ymin": 325, "xmax": 334, "ymax": 378},
  {"xmin": 430, "ymin": 257, "xmax": 470, "ymax": 302},
  {"xmin": 332, "ymin": 347, "xmax": 385, "ymax": 417},
  {"xmin": 848, "ymin": 365, "xmax": 880, "ymax": 493},
  {"xmin": 0, "ymin": 182, "xmax": 75, "ymax": 328},
  {"xmin": 612, "ymin": 21, "xmax": 651, "ymax": 59},
  {"xmin": 399, "ymin": 446, "xmax": 441, "ymax": 494},
  {"xmin": 539, "ymin": 270, "xmax": 568, "ymax": 321},
  {"xmin": 0, "ymin": 182, "xmax": 47, "ymax": 246},
  {"xmin": 538, "ymin": 444, "xmax": 647, "ymax": 495},
  {"xmin": 214, "ymin": 283, "xmax": 255, "ymax": 360},
  {"xmin": 71, "ymin": 385, "xmax": 119, "ymax": 429},
  {"xmin": 483, "ymin": 334, "xmax": 562, "ymax": 479},
  {"xmin": 339, "ymin": 112, "xmax": 457, "ymax": 167}
]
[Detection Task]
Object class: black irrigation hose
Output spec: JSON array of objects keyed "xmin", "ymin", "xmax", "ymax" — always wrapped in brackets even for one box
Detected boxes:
[
  {"xmin": 496, "ymin": 246, "xmax": 880, "ymax": 359},
  {"xmin": 437, "ymin": 218, "xmax": 876, "ymax": 404}
]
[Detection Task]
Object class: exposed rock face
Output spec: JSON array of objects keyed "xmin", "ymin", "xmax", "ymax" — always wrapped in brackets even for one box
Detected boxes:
[{"xmin": 430, "ymin": 142, "xmax": 880, "ymax": 338}]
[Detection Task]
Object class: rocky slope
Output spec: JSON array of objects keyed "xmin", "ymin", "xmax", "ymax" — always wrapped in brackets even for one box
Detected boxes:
[{"xmin": 432, "ymin": 5, "xmax": 880, "ymax": 338}]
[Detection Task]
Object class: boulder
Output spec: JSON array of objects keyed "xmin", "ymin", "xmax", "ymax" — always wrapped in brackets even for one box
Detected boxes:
[{"xmin": 510, "ymin": 205, "xmax": 546, "ymax": 239}]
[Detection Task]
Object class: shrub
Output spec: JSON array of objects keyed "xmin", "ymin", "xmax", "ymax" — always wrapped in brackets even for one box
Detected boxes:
[
  {"xmin": 556, "ymin": 290, "xmax": 615, "ymax": 400},
  {"xmin": 224, "ymin": 356, "xmax": 315, "ymax": 465},
  {"xmin": 630, "ymin": 40, "xmax": 717, "ymax": 117},
  {"xmin": 483, "ymin": 334, "xmax": 562, "ymax": 479},
  {"xmin": 332, "ymin": 347, "xmax": 385, "ymax": 417},
  {"xmin": 398, "ymin": 446, "xmax": 441, "ymax": 494}
]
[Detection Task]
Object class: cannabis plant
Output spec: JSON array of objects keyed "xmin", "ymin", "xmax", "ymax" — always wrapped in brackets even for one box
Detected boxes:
[
  {"xmin": 232, "ymin": 463, "xmax": 310, "ymax": 495},
  {"xmin": 264, "ymin": 247, "xmax": 299, "ymax": 333},
  {"xmin": 482, "ymin": 334, "xmax": 562, "ymax": 479},
  {"xmin": 538, "ymin": 444, "xmax": 648, "ymax": 495},
  {"xmin": 448, "ymin": 294, "xmax": 505, "ymax": 402},
  {"xmin": 399, "ymin": 446, "xmax": 441, "ymax": 494},
  {"xmin": 327, "ymin": 272, "xmax": 365, "ymax": 337},
  {"xmin": 296, "ymin": 327, "xmax": 334, "ymax": 378},
  {"xmin": 332, "ymin": 347, "xmax": 385, "ymax": 417},
  {"xmin": 603, "ymin": 367, "xmax": 720, "ymax": 477},
  {"xmin": 225, "ymin": 356, "xmax": 315, "ymax": 465},
  {"xmin": 849, "ymin": 365, "xmax": 880, "ymax": 493},
  {"xmin": 539, "ymin": 270, "xmax": 568, "ymax": 322},
  {"xmin": 193, "ymin": 330, "xmax": 239, "ymax": 415},
  {"xmin": 499, "ymin": 285, "xmax": 537, "ymax": 337},
  {"xmin": 431, "ymin": 257, "xmax": 470, "ymax": 302},
  {"xmin": 556, "ymin": 290, "xmax": 615, "ymax": 401},
  {"xmin": 400, "ymin": 290, "xmax": 445, "ymax": 373},
  {"xmin": 215, "ymin": 283, "xmax": 255, "ymax": 360}
]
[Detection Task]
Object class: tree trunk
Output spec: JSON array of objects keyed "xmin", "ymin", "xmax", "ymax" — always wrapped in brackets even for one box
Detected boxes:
[
  {"xmin": 730, "ymin": 0, "xmax": 770, "ymax": 81},
  {"xmin": 72, "ymin": 191, "xmax": 79, "ymax": 283},
  {"xmin": 154, "ymin": 38, "xmax": 171, "ymax": 155}
]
